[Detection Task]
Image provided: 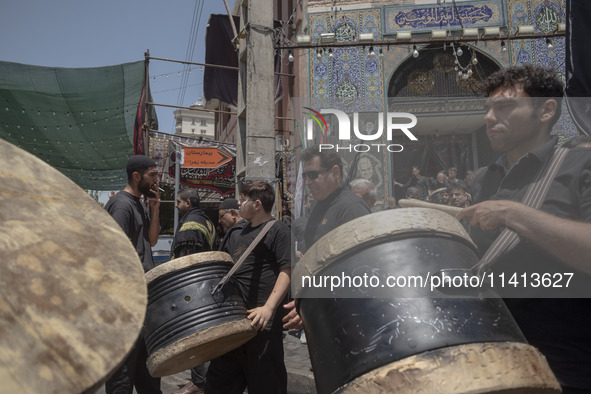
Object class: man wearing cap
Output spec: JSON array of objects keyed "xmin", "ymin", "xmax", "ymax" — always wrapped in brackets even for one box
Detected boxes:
[
  {"xmin": 218, "ymin": 198, "xmax": 245, "ymax": 235},
  {"xmin": 104, "ymin": 155, "xmax": 161, "ymax": 393}
]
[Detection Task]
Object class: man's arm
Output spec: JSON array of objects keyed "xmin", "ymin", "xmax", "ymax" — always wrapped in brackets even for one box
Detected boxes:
[
  {"xmin": 458, "ymin": 200, "xmax": 591, "ymax": 274},
  {"xmin": 148, "ymin": 203, "xmax": 160, "ymax": 247},
  {"xmin": 247, "ymin": 268, "xmax": 291, "ymax": 330}
]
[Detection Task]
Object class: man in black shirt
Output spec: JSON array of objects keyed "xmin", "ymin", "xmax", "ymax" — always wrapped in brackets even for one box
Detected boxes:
[
  {"xmin": 171, "ymin": 187, "xmax": 218, "ymax": 259},
  {"xmin": 218, "ymin": 198, "xmax": 247, "ymax": 252},
  {"xmin": 205, "ymin": 181, "xmax": 291, "ymax": 394},
  {"xmin": 458, "ymin": 64, "xmax": 591, "ymax": 392},
  {"xmin": 170, "ymin": 187, "xmax": 217, "ymax": 394},
  {"xmin": 283, "ymin": 146, "xmax": 370, "ymax": 330},
  {"xmin": 104, "ymin": 155, "xmax": 161, "ymax": 394},
  {"xmin": 301, "ymin": 147, "xmax": 371, "ymax": 249},
  {"xmin": 394, "ymin": 166, "xmax": 430, "ymax": 201}
]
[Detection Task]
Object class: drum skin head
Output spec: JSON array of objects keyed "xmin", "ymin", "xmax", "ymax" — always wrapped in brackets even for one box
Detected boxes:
[
  {"xmin": 0, "ymin": 139, "xmax": 147, "ymax": 393},
  {"xmin": 293, "ymin": 207, "xmax": 476, "ymax": 295},
  {"xmin": 145, "ymin": 251, "xmax": 234, "ymax": 285}
]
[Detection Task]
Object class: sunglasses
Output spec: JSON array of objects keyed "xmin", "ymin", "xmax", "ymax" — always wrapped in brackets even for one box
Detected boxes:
[{"xmin": 302, "ymin": 167, "xmax": 331, "ymax": 180}]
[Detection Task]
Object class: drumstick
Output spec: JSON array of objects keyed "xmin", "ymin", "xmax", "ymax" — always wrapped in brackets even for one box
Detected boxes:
[{"xmin": 397, "ymin": 199, "xmax": 462, "ymax": 217}]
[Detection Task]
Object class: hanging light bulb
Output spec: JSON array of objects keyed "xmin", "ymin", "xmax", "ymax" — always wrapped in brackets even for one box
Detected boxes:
[
  {"xmin": 288, "ymin": 50, "xmax": 294, "ymax": 62},
  {"xmin": 316, "ymin": 49, "xmax": 323, "ymax": 60},
  {"xmin": 456, "ymin": 46, "xmax": 464, "ymax": 57},
  {"xmin": 379, "ymin": 48, "xmax": 384, "ymax": 58},
  {"xmin": 472, "ymin": 55, "xmax": 478, "ymax": 65},
  {"xmin": 546, "ymin": 38, "xmax": 554, "ymax": 49},
  {"xmin": 328, "ymin": 48, "xmax": 334, "ymax": 60},
  {"xmin": 501, "ymin": 41, "xmax": 507, "ymax": 53},
  {"xmin": 367, "ymin": 46, "xmax": 377, "ymax": 60},
  {"xmin": 412, "ymin": 45, "xmax": 419, "ymax": 58}
]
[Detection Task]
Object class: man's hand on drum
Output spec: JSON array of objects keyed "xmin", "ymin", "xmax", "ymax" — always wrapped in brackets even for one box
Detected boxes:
[
  {"xmin": 247, "ymin": 304, "xmax": 274, "ymax": 331},
  {"xmin": 282, "ymin": 300, "xmax": 303, "ymax": 330}
]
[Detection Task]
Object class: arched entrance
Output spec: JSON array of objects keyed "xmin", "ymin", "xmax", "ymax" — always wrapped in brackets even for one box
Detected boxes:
[{"xmin": 387, "ymin": 43, "xmax": 501, "ymax": 198}]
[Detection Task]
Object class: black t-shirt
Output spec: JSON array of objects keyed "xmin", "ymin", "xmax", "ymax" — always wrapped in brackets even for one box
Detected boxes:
[
  {"xmin": 403, "ymin": 175, "xmax": 430, "ymax": 200},
  {"xmin": 469, "ymin": 136, "xmax": 591, "ymax": 389},
  {"xmin": 304, "ymin": 186, "xmax": 371, "ymax": 251},
  {"xmin": 105, "ymin": 191, "xmax": 155, "ymax": 273},
  {"xmin": 222, "ymin": 219, "xmax": 291, "ymax": 331}
]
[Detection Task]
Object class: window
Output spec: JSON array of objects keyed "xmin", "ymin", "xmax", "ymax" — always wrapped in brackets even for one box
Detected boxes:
[
  {"xmin": 200, "ymin": 129, "xmax": 206, "ymax": 135},
  {"xmin": 191, "ymin": 119, "xmax": 196, "ymax": 125},
  {"xmin": 200, "ymin": 119, "xmax": 207, "ymax": 126},
  {"xmin": 192, "ymin": 129, "xmax": 195, "ymax": 134}
]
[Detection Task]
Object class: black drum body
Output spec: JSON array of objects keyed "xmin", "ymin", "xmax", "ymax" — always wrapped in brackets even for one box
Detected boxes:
[
  {"xmin": 144, "ymin": 251, "xmax": 256, "ymax": 377},
  {"xmin": 293, "ymin": 208, "xmax": 560, "ymax": 394}
]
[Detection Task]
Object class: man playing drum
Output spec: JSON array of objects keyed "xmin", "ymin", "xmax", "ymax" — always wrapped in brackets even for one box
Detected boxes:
[
  {"xmin": 458, "ymin": 64, "xmax": 591, "ymax": 393},
  {"xmin": 205, "ymin": 181, "xmax": 291, "ymax": 394}
]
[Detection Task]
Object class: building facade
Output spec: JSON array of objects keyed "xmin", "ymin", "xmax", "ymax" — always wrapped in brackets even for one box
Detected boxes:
[
  {"xmin": 291, "ymin": 0, "xmax": 569, "ymax": 208},
  {"xmin": 174, "ymin": 103, "xmax": 216, "ymax": 139}
]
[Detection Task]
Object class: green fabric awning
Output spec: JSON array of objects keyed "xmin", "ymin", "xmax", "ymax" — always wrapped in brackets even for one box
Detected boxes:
[{"xmin": 0, "ymin": 60, "xmax": 156, "ymax": 190}]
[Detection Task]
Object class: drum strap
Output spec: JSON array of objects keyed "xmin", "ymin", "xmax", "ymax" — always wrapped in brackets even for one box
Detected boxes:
[
  {"xmin": 211, "ymin": 219, "xmax": 277, "ymax": 294},
  {"xmin": 472, "ymin": 147, "xmax": 569, "ymax": 274}
]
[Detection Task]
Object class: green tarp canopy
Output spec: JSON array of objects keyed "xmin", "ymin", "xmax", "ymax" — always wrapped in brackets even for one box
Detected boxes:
[{"xmin": 0, "ymin": 60, "xmax": 156, "ymax": 190}]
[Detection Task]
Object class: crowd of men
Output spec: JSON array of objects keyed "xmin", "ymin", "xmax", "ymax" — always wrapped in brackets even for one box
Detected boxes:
[{"xmin": 105, "ymin": 64, "xmax": 591, "ymax": 394}]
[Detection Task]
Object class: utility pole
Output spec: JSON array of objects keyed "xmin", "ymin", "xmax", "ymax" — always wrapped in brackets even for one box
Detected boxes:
[{"xmin": 235, "ymin": 0, "xmax": 276, "ymax": 184}]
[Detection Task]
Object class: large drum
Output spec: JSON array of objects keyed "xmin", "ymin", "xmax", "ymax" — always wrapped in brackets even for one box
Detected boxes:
[
  {"xmin": 144, "ymin": 251, "xmax": 257, "ymax": 377},
  {"xmin": 0, "ymin": 139, "xmax": 147, "ymax": 393},
  {"xmin": 292, "ymin": 208, "xmax": 560, "ymax": 394}
]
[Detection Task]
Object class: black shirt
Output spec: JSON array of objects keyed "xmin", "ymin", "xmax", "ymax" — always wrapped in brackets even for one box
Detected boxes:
[
  {"xmin": 105, "ymin": 191, "xmax": 155, "ymax": 273},
  {"xmin": 170, "ymin": 207, "xmax": 218, "ymax": 259},
  {"xmin": 221, "ymin": 219, "xmax": 291, "ymax": 331},
  {"xmin": 304, "ymin": 186, "xmax": 371, "ymax": 251},
  {"xmin": 403, "ymin": 175, "xmax": 430, "ymax": 200},
  {"xmin": 469, "ymin": 136, "xmax": 591, "ymax": 389}
]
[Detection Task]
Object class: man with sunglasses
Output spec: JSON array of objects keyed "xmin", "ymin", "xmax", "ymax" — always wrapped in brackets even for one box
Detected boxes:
[
  {"xmin": 300, "ymin": 146, "xmax": 371, "ymax": 250},
  {"xmin": 283, "ymin": 146, "xmax": 370, "ymax": 330},
  {"xmin": 104, "ymin": 155, "xmax": 161, "ymax": 394}
]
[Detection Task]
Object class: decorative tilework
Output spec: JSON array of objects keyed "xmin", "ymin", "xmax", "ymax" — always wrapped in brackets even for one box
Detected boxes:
[
  {"xmin": 506, "ymin": 0, "xmax": 574, "ymax": 136},
  {"xmin": 309, "ymin": 9, "xmax": 383, "ymax": 112}
]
